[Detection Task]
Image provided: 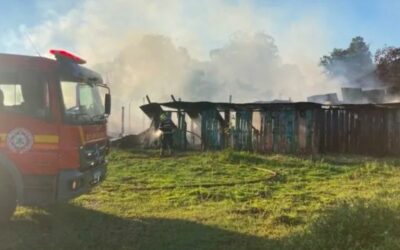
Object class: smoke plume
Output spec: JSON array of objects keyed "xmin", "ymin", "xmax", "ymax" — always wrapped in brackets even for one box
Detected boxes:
[
  {"xmin": 96, "ymin": 32, "xmax": 339, "ymax": 133},
  {"xmin": 8, "ymin": 0, "xmax": 341, "ymax": 133}
]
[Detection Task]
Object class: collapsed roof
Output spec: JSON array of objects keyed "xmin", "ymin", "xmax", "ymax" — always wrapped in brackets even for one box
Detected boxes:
[{"xmin": 140, "ymin": 101, "xmax": 400, "ymax": 119}]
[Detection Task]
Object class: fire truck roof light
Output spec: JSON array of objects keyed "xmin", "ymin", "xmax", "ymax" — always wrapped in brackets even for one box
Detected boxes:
[{"xmin": 49, "ymin": 49, "xmax": 87, "ymax": 64}]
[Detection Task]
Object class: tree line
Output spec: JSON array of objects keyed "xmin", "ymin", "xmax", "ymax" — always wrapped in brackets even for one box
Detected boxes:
[{"xmin": 320, "ymin": 36, "xmax": 400, "ymax": 88}]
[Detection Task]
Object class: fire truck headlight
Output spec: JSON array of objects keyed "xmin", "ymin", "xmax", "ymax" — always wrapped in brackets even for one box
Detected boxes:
[
  {"xmin": 71, "ymin": 180, "xmax": 78, "ymax": 190},
  {"xmin": 71, "ymin": 179, "xmax": 82, "ymax": 191}
]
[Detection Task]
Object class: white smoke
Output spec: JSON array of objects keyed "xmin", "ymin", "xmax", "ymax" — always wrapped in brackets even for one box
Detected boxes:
[{"xmin": 5, "ymin": 0, "xmax": 341, "ymax": 134}]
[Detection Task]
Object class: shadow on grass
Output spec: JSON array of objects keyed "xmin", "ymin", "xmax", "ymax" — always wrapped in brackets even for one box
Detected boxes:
[
  {"xmin": 283, "ymin": 199, "xmax": 400, "ymax": 250},
  {"xmin": 2, "ymin": 199, "xmax": 400, "ymax": 250},
  {"xmin": 0, "ymin": 205, "xmax": 277, "ymax": 250}
]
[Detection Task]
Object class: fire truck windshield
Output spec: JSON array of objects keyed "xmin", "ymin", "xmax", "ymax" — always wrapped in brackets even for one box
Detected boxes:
[{"xmin": 61, "ymin": 81, "xmax": 106, "ymax": 124}]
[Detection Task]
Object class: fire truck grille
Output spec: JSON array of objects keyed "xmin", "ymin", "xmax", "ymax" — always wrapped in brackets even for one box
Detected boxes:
[{"xmin": 80, "ymin": 141, "xmax": 108, "ymax": 171}]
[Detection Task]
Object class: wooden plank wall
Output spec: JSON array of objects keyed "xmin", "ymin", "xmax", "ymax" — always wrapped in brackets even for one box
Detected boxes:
[
  {"xmin": 258, "ymin": 108, "xmax": 319, "ymax": 154},
  {"xmin": 201, "ymin": 109, "xmax": 222, "ymax": 150},
  {"xmin": 173, "ymin": 110, "xmax": 187, "ymax": 149},
  {"xmin": 319, "ymin": 107, "xmax": 400, "ymax": 155},
  {"xmin": 234, "ymin": 111, "xmax": 253, "ymax": 150},
  {"xmin": 198, "ymin": 105, "xmax": 400, "ymax": 155}
]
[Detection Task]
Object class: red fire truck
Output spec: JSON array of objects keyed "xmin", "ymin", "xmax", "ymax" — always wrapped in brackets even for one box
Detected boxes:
[{"xmin": 0, "ymin": 50, "xmax": 111, "ymax": 220}]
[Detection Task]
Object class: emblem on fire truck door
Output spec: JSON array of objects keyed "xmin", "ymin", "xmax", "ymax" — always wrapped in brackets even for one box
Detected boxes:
[{"xmin": 7, "ymin": 128, "xmax": 34, "ymax": 153}]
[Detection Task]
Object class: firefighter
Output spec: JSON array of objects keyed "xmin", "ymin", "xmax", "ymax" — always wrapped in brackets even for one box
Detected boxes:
[{"xmin": 159, "ymin": 112, "xmax": 176, "ymax": 156}]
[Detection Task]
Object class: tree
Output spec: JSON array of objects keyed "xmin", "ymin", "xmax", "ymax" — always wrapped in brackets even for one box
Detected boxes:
[
  {"xmin": 375, "ymin": 46, "xmax": 400, "ymax": 87},
  {"xmin": 320, "ymin": 36, "xmax": 374, "ymax": 85}
]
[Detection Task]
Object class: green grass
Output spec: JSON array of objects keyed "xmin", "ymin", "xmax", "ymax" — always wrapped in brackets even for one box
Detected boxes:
[{"xmin": 3, "ymin": 149, "xmax": 400, "ymax": 249}]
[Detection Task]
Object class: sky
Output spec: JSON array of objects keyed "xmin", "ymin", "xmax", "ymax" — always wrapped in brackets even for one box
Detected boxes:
[
  {"xmin": 1, "ymin": 0, "xmax": 400, "ymax": 133},
  {"xmin": 1, "ymin": 0, "xmax": 400, "ymax": 58}
]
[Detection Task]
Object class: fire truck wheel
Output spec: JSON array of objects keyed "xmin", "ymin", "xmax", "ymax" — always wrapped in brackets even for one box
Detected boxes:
[{"xmin": 0, "ymin": 171, "xmax": 17, "ymax": 222}]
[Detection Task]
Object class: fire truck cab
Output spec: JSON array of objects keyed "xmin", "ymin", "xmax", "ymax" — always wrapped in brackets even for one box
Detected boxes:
[{"xmin": 0, "ymin": 50, "xmax": 111, "ymax": 220}]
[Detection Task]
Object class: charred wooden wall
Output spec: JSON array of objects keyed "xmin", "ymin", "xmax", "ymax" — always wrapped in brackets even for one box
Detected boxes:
[
  {"xmin": 319, "ymin": 106, "xmax": 400, "ymax": 155},
  {"xmin": 257, "ymin": 107, "xmax": 319, "ymax": 154},
  {"xmin": 140, "ymin": 101, "xmax": 400, "ymax": 155}
]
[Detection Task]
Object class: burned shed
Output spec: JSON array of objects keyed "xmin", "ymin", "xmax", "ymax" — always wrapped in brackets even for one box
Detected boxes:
[
  {"xmin": 140, "ymin": 101, "xmax": 320, "ymax": 154},
  {"xmin": 140, "ymin": 100, "xmax": 400, "ymax": 156}
]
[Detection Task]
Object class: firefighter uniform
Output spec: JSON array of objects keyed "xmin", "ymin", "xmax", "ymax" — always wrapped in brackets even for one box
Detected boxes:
[{"xmin": 159, "ymin": 115, "xmax": 176, "ymax": 156}]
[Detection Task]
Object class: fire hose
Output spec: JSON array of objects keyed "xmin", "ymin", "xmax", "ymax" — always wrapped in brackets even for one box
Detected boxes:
[{"xmin": 131, "ymin": 166, "xmax": 279, "ymax": 191}]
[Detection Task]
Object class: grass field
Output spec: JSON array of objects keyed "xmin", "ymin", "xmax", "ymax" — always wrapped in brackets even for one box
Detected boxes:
[{"xmin": 2, "ymin": 149, "xmax": 400, "ymax": 249}]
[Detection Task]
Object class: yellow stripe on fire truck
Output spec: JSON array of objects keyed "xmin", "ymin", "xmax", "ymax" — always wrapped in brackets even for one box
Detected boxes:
[{"xmin": 34, "ymin": 135, "xmax": 59, "ymax": 144}]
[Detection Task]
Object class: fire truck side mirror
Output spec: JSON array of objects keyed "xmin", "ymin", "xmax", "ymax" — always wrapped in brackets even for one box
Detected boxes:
[{"xmin": 105, "ymin": 93, "xmax": 111, "ymax": 115}]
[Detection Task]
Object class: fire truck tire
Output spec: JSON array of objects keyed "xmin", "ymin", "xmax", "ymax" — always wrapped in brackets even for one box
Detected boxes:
[{"xmin": 0, "ymin": 171, "xmax": 17, "ymax": 222}]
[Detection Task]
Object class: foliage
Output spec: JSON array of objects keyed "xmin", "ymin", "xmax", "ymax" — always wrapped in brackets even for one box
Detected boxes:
[
  {"xmin": 320, "ymin": 36, "xmax": 374, "ymax": 85},
  {"xmin": 375, "ymin": 46, "xmax": 400, "ymax": 87}
]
